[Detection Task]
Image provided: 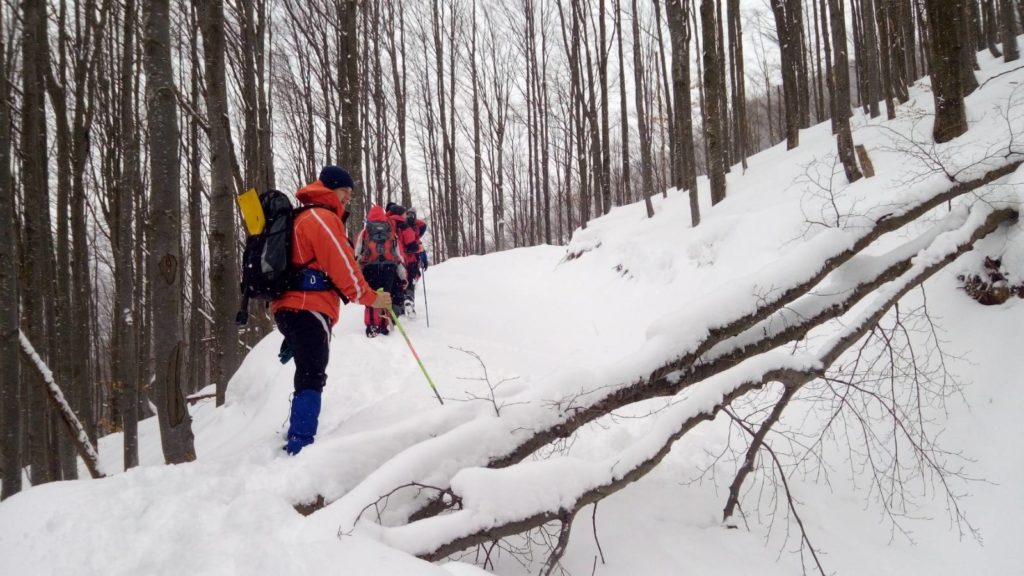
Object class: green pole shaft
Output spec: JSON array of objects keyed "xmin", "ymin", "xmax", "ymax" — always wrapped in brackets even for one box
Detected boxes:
[{"xmin": 381, "ymin": 290, "xmax": 443, "ymax": 405}]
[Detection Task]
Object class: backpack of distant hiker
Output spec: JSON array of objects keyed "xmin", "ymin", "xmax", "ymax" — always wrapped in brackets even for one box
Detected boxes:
[
  {"xmin": 360, "ymin": 221, "xmax": 400, "ymax": 264},
  {"xmin": 236, "ymin": 190, "xmax": 336, "ymax": 325}
]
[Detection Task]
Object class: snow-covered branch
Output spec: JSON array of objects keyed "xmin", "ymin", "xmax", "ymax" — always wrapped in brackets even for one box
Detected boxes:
[
  {"xmin": 373, "ymin": 204, "xmax": 1015, "ymax": 560},
  {"xmin": 18, "ymin": 331, "xmax": 105, "ymax": 479}
]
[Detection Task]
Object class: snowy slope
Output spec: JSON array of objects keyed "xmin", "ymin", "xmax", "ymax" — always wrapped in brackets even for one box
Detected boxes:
[{"xmin": 2, "ymin": 51, "xmax": 1024, "ymax": 575}]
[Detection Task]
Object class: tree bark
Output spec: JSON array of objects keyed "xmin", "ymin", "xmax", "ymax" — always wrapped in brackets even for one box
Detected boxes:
[
  {"xmin": 701, "ymin": 0, "xmax": 727, "ymax": 204},
  {"xmin": 338, "ymin": 0, "xmax": 364, "ymax": 233},
  {"xmin": 862, "ymin": 0, "xmax": 882, "ymax": 117},
  {"xmin": 1002, "ymin": 0, "xmax": 1020, "ymax": 62},
  {"xmin": 633, "ymin": 0, "xmax": 657, "ymax": 217},
  {"xmin": 21, "ymin": 0, "xmax": 57, "ymax": 486},
  {"xmin": 876, "ymin": 0, "xmax": 897, "ymax": 119},
  {"xmin": 143, "ymin": 0, "xmax": 196, "ymax": 464},
  {"xmin": 926, "ymin": 0, "xmax": 970, "ymax": 143},
  {"xmin": 829, "ymin": 0, "xmax": 864, "ymax": 183},
  {"xmin": 666, "ymin": 0, "xmax": 700, "ymax": 225},
  {"xmin": 0, "ymin": 1, "xmax": 22, "ymax": 497},
  {"xmin": 615, "ymin": 0, "xmax": 633, "ymax": 208},
  {"xmin": 116, "ymin": 0, "xmax": 141, "ymax": 469},
  {"xmin": 599, "ymin": 0, "xmax": 613, "ymax": 214},
  {"xmin": 771, "ymin": 0, "xmax": 802, "ymax": 148},
  {"xmin": 200, "ymin": 0, "xmax": 242, "ymax": 407}
]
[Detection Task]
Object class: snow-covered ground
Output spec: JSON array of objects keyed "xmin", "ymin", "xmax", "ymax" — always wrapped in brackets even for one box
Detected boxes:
[{"xmin": 2, "ymin": 51, "xmax": 1023, "ymax": 575}]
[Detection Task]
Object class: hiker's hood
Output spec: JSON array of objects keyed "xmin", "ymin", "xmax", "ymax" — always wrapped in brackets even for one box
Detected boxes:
[
  {"xmin": 296, "ymin": 180, "xmax": 344, "ymax": 215},
  {"xmin": 367, "ymin": 205, "xmax": 388, "ymax": 222}
]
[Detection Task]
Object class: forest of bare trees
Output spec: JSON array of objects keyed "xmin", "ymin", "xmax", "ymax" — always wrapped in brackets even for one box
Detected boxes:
[{"xmin": 0, "ymin": 0, "xmax": 1020, "ymax": 513}]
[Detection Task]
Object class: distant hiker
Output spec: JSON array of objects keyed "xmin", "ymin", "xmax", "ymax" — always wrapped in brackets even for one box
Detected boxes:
[
  {"xmin": 385, "ymin": 202, "xmax": 424, "ymax": 316},
  {"xmin": 273, "ymin": 165, "xmax": 392, "ymax": 455},
  {"xmin": 406, "ymin": 207, "xmax": 428, "ymax": 273},
  {"xmin": 355, "ymin": 205, "xmax": 408, "ymax": 337}
]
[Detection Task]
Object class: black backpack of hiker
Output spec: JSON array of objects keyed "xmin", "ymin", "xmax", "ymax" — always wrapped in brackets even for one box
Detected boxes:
[{"xmin": 236, "ymin": 190, "xmax": 333, "ymax": 325}]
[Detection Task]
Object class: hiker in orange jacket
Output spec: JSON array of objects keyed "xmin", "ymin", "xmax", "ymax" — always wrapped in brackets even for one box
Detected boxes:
[
  {"xmin": 273, "ymin": 165, "xmax": 392, "ymax": 455},
  {"xmin": 355, "ymin": 205, "xmax": 408, "ymax": 337}
]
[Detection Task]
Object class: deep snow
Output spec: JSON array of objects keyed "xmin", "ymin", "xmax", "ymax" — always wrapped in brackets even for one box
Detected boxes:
[{"xmin": 2, "ymin": 48, "xmax": 1024, "ymax": 576}]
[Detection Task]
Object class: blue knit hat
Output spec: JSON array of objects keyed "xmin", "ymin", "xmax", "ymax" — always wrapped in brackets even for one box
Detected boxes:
[{"xmin": 319, "ymin": 165, "xmax": 354, "ymax": 190}]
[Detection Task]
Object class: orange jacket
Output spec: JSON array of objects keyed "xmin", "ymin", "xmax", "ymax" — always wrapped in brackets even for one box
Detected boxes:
[{"xmin": 271, "ymin": 180, "xmax": 376, "ymax": 324}]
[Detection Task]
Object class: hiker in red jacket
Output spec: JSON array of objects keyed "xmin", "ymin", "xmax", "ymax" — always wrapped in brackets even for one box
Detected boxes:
[
  {"xmin": 355, "ymin": 205, "xmax": 408, "ymax": 337},
  {"xmin": 273, "ymin": 165, "xmax": 392, "ymax": 455},
  {"xmin": 385, "ymin": 202, "xmax": 423, "ymax": 316}
]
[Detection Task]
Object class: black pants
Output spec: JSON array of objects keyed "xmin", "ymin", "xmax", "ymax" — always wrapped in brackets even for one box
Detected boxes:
[
  {"xmin": 361, "ymin": 261, "xmax": 403, "ymax": 323},
  {"xmin": 275, "ymin": 310, "xmax": 331, "ymax": 393}
]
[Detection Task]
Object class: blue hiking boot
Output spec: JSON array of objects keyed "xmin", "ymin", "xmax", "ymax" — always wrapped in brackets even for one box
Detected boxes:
[{"xmin": 284, "ymin": 389, "xmax": 322, "ymax": 455}]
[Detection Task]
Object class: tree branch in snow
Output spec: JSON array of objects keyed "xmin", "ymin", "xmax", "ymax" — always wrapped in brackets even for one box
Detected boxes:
[
  {"xmin": 388, "ymin": 169, "xmax": 1024, "ymax": 530},
  {"xmin": 725, "ymin": 411, "xmax": 828, "ymax": 576},
  {"xmin": 449, "ymin": 346, "xmax": 524, "ymax": 417},
  {"xmin": 722, "ymin": 383, "xmax": 799, "ymax": 524},
  {"xmin": 19, "ymin": 331, "xmax": 105, "ymax": 479},
  {"xmin": 375, "ymin": 204, "xmax": 1015, "ymax": 562}
]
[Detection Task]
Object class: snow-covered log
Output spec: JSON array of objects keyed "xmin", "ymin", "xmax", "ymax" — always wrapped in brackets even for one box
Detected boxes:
[
  {"xmin": 379, "ymin": 204, "xmax": 1016, "ymax": 561},
  {"xmin": 18, "ymin": 331, "xmax": 105, "ymax": 479}
]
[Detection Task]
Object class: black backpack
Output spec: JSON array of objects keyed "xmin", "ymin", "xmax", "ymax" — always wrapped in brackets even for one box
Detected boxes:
[{"xmin": 236, "ymin": 190, "xmax": 333, "ymax": 325}]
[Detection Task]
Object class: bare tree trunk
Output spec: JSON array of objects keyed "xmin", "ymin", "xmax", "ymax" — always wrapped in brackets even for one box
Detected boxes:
[
  {"xmin": 667, "ymin": 0, "xmax": 700, "ymax": 225},
  {"xmin": 888, "ymin": 0, "xmax": 910, "ymax": 103},
  {"xmin": 926, "ymin": 0, "xmax": 970, "ymax": 143},
  {"xmin": 47, "ymin": 1, "xmax": 77, "ymax": 481},
  {"xmin": 830, "ymin": 0, "xmax": 864, "ymax": 182},
  {"xmin": 876, "ymin": 0, "xmax": 897, "ymax": 119},
  {"xmin": 1002, "ymin": 0, "xmax": 1020, "ymax": 62},
  {"xmin": 0, "ymin": 0, "xmax": 22, "ymax": 498},
  {"xmin": 728, "ymin": 0, "xmax": 748, "ymax": 169},
  {"xmin": 982, "ymin": 0, "xmax": 1003, "ymax": 57},
  {"xmin": 581, "ymin": 0, "xmax": 605, "ymax": 220},
  {"xmin": 820, "ymin": 0, "xmax": 837, "ymax": 132},
  {"xmin": 632, "ymin": 0, "xmax": 657, "ymax": 216},
  {"xmin": 339, "ymin": 0, "xmax": 364, "ymax": 230},
  {"xmin": 21, "ymin": 0, "xmax": 57, "ymax": 486},
  {"xmin": 960, "ymin": 0, "xmax": 980, "ymax": 95},
  {"xmin": 471, "ymin": 0, "xmax": 484, "ymax": 253},
  {"xmin": 701, "ymin": 0, "xmax": 728, "ymax": 204},
  {"xmin": 143, "ymin": 0, "xmax": 196, "ymax": 464},
  {"xmin": 599, "ymin": 0, "xmax": 613, "ymax": 213},
  {"xmin": 117, "ymin": 0, "xmax": 141, "ymax": 470},
  {"xmin": 861, "ymin": 0, "xmax": 882, "ymax": 117},
  {"xmin": 771, "ymin": 0, "xmax": 802, "ymax": 148},
  {"xmin": 901, "ymin": 0, "xmax": 919, "ymax": 82},
  {"xmin": 200, "ymin": 0, "xmax": 241, "ymax": 407},
  {"xmin": 385, "ymin": 0, "xmax": 411, "ymax": 206},
  {"xmin": 615, "ymin": 0, "xmax": 633, "ymax": 208}
]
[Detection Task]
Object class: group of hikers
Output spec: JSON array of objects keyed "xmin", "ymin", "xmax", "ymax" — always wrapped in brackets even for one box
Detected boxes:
[
  {"xmin": 263, "ymin": 164, "xmax": 430, "ymax": 455},
  {"xmin": 355, "ymin": 201, "xmax": 427, "ymax": 337}
]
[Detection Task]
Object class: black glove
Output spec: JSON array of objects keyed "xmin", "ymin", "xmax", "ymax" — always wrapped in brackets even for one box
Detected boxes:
[{"xmin": 278, "ymin": 339, "xmax": 294, "ymax": 364}]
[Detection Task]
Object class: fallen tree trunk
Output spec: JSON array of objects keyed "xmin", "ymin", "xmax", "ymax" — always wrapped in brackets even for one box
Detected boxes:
[
  {"xmin": 383, "ymin": 204, "xmax": 1015, "ymax": 561},
  {"xmin": 19, "ymin": 331, "xmax": 105, "ymax": 479},
  {"xmin": 306, "ymin": 162, "xmax": 1021, "ymax": 534}
]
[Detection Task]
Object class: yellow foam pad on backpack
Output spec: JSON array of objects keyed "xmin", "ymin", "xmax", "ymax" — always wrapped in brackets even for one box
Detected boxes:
[{"xmin": 237, "ymin": 188, "xmax": 266, "ymax": 236}]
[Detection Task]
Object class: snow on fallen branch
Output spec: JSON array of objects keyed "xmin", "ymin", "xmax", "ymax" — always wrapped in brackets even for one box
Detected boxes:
[
  {"xmin": 302, "ymin": 163, "xmax": 1022, "ymax": 533},
  {"xmin": 370, "ymin": 204, "xmax": 1015, "ymax": 561},
  {"xmin": 19, "ymin": 330, "xmax": 105, "ymax": 479}
]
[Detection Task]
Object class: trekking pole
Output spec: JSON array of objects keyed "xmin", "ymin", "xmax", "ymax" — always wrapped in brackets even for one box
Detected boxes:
[
  {"xmin": 421, "ymin": 267, "xmax": 430, "ymax": 328},
  {"xmin": 381, "ymin": 289, "xmax": 444, "ymax": 405}
]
